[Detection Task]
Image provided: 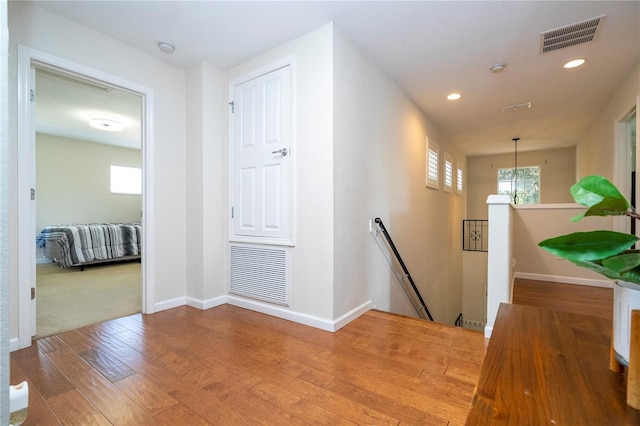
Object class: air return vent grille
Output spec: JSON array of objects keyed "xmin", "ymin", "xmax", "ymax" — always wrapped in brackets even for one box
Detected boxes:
[
  {"xmin": 230, "ymin": 244, "xmax": 289, "ymax": 306},
  {"xmin": 540, "ymin": 15, "xmax": 605, "ymax": 53}
]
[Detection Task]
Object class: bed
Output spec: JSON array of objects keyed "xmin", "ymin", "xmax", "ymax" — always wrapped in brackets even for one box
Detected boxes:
[{"xmin": 36, "ymin": 223, "xmax": 142, "ymax": 270}]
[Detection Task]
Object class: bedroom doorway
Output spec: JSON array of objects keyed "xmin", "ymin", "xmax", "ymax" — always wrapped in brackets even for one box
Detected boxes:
[
  {"xmin": 17, "ymin": 46, "xmax": 156, "ymax": 349},
  {"xmin": 34, "ymin": 68, "xmax": 143, "ymax": 338}
]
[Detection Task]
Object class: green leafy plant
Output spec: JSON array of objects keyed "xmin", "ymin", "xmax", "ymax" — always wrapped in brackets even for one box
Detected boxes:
[{"xmin": 538, "ymin": 175, "xmax": 640, "ymax": 286}]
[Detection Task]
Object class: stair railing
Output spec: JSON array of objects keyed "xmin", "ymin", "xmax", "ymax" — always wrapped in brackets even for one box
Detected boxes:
[{"xmin": 374, "ymin": 218, "xmax": 434, "ymax": 321}]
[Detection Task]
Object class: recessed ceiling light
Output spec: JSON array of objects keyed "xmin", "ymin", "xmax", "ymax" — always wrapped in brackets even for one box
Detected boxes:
[
  {"xmin": 447, "ymin": 93, "xmax": 462, "ymax": 101},
  {"xmin": 89, "ymin": 114, "xmax": 123, "ymax": 131},
  {"xmin": 157, "ymin": 41, "xmax": 175, "ymax": 54},
  {"xmin": 563, "ymin": 58, "xmax": 586, "ymax": 69}
]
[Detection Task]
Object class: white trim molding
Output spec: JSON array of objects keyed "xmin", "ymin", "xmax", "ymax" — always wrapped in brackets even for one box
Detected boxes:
[
  {"xmin": 227, "ymin": 295, "xmax": 374, "ymax": 332},
  {"xmin": 16, "ymin": 45, "xmax": 156, "ymax": 349}
]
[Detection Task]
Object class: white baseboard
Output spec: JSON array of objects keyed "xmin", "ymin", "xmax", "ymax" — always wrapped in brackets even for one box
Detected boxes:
[
  {"xmin": 226, "ymin": 295, "xmax": 334, "ymax": 331},
  {"xmin": 484, "ymin": 325, "xmax": 493, "ymax": 339},
  {"xmin": 515, "ymin": 272, "xmax": 612, "ymax": 288},
  {"xmin": 227, "ymin": 295, "xmax": 373, "ymax": 332},
  {"xmin": 10, "ymin": 338, "xmax": 20, "ymax": 352},
  {"xmin": 157, "ymin": 295, "xmax": 373, "ymax": 332},
  {"xmin": 154, "ymin": 297, "xmax": 187, "ymax": 312},
  {"xmin": 333, "ymin": 300, "xmax": 375, "ymax": 331},
  {"xmin": 185, "ymin": 295, "xmax": 226, "ymax": 310}
]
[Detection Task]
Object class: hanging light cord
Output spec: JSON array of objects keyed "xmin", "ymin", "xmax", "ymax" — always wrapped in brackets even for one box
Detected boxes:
[{"xmin": 513, "ymin": 137, "xmax": 520, "ymax": 204}]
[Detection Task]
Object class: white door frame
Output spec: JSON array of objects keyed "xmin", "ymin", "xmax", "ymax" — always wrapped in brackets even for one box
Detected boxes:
[
  {"xmin": 17, "ymin": 45, "xmax": 156, "ymax": 349},
  {"xmin": 613, "ymin": 99, "xmax": 638, "ymax": 235}
]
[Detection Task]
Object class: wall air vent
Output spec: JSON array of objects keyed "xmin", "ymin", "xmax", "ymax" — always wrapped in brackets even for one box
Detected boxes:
[
  {"xmin": 230, "ymin": 244, "xmax": 289, "ymax": 306},
  {"xmin": 540, "ymin": 15, "xmax": 606, "ymax": 54}
]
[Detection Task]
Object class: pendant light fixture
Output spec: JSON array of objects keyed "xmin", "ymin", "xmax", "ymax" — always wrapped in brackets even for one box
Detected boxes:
[{"xmin": 512, "ymin": 137, "xmax": 520, "ymax": 204}]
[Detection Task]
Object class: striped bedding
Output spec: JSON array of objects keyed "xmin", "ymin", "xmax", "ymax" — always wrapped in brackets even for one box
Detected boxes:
[{"xmin": 36, "ymin": 223, "xmax": 141, "ymax": 268}]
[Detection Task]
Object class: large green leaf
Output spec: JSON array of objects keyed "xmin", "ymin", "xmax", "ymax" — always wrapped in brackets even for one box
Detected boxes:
[
  {"xmin": 570, "ymin": 258, "xmax": 640, "ymax": 286},
  {"xmin": 571, "ymin": 259, "xmax": 626, "ymax": 281},
  {"xmin": 570, "ymin": 196, "xmax": 631, "ymax": 222},
  {"xmin": 602, "ymin": 252, "xmax": 640, "ymax": 273},
  {"xmin": 620, "ymin": 267, "xmax": 640, "ymax": 286},
  {"xmin": 570, "ymin": 175, "xmax": 627, "ymax": 208},
  {"xmin": 538, "ymin": 230, "xmax": 637, "ymax": 261}
]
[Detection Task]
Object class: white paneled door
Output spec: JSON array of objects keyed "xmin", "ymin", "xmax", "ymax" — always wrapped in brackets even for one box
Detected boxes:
[{"xmin": 231, "ymin": 65, "xmax": 291, "ymax": 242}]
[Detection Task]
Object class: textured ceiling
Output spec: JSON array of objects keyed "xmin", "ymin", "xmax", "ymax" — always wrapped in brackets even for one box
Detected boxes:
[{"xmin": 31, "ymin": 1, "xmax": 640, "ymax": 156}]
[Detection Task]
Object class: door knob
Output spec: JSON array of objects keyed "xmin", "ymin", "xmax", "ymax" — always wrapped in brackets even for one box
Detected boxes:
[{"xmin": 271, "ymin": 148, "xmax": 288, "ymax": 157}]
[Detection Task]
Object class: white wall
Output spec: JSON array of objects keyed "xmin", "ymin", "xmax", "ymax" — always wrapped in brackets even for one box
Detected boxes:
[
  {"xmin": 8, "ymin": 2, "xmax": 188, "ymax": 338},
  {"xmin": 513, "ymin": 204, "xmax": 614, "ymax": 286},
  {"xmin": 578, "ymin": 63, "xmax": 640, "ymax": 179},
  {"xmin": 462, "ymin": 251, "xmax": 487, "ymax": 328},
  {"xmin": 467, "ymin": 147, "xmax": 576, "ymax": 219},
  {"xmin": 333, "ymin": 28, "xmax": 465, "ymax": 325},
  {"xmin": 185, "ymin": 61, "xmax": 227, "ymax": 305},
  {"xmin": 226, "ymin": 24, "xmax": 336, "ymax": 320},
  {"xmin": 35, "ymin": 134, "xmax": 142, "ymax": 233},
  {"xmin": 1, "ymin": 1, "xmax": 9, "ymax": 422}
]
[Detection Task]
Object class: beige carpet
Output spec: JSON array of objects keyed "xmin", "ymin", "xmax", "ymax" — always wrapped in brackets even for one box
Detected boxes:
[{"xmin": 36, "ymin": 261, "xmax": 141, "ymax": 338}]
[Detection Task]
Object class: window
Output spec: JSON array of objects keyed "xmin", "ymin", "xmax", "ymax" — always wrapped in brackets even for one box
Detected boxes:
[
  {"xmin": 497, "ymin": 166, "xmax": 540, "ymax": 204},
  {"xmin": 426, "ymin": 138, "xmax": 439, "ymax": 189},
  {"xmin": 444, "ymin": 151, "xmax": 454, "ymax": 193},
  {"xmin": 456, "ymin": 163, "xmax": 463, "ymax": 195},
  {"xmin": 110, "ymin": 164, "xmax": 141, "ymax": 195}
]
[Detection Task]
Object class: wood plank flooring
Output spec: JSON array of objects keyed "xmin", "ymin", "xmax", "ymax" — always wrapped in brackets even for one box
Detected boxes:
[
  {"xmin": 512, "ymin": 278, "xmax": 613, "ymax": 319},
  {"xmin": 11, "ymin": 305, "xmax": 488, "ymax": 425}
]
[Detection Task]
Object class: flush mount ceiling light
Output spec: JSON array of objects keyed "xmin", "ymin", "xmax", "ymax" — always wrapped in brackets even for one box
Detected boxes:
[
  {"xmin": 89, "ymin": 114, "xmax": 123, "ymax": 131},
  {"xmin": 157, "ymin": 41, "xmax": 175, "ymax": 54},
  {"xmin": 490, "ymin": 63, "xmax": 507, "ymax": 73},
  {"xmin": 447, "ymin": 92, "xmax": 462, "ymax": 101},
  {"xmin": 564, "ymin": 58, "xmax": 586, "ymax": 69}
]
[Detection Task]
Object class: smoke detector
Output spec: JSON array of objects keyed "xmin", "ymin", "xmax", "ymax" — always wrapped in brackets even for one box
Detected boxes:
[
  {"xmin": 157, "ymin": 41, "xmax": 175, "ymax": 54},
  {"xmin": 490, "ymin": 63, "xmax": 506, "ymax": 73}
]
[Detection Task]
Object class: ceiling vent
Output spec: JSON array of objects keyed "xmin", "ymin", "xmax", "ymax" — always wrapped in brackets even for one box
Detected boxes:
[{"xmin": 540, "ymin": 15, "xmax": 606, "ymax": 54}]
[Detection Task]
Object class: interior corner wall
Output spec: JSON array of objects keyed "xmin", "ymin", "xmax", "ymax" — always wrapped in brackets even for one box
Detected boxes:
[
  {"xmin": 8, "ymin": 2, "xmax": 188, "ymax": 338},
  {"xmin": 185, "ymin": 64, "xmax": 205, "ymax": 302},
  {"xmin": 226, "ymin": 23, "xmax": 335, "ymax": 320},
  {"xmin": 200, "ymin": 62, "xmax": 227, "ymax": 302},
  {"xmin": 332, "ymin": 28, "xmax": 464, "ymax": 325},
  {"xmin": 185, "ymin": 61, "xmax": 227, "ymax": 304},
  {"xmin": 578, "ymin": 63, "xmax": 640, "ymax": 179},
  {"xmin": 466, "ymin": 147, "xmax": 576, "ymax": 219}
]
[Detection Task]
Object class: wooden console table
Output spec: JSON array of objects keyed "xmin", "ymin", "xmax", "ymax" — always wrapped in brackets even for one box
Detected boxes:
[{"xmin": 466, "ymin": 303, "xmax": 640, "ymax": 425}]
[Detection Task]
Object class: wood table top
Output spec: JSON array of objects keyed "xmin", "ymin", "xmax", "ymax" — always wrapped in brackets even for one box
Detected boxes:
[{"xmin": 466, "ymin": 303, "xmax": 640, "ymax": 425}]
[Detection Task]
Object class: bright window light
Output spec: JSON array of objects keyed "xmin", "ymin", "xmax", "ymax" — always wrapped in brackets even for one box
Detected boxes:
[
  {"xmin": 426, "ymin": 139, "xmax": 440, "ymax": 189},
  {"xmin": 456, "ymin": 165, "xmax": 463, "ymax": 195},
  {"xmin": 444, "ymin": 152, "xmax": 454, "ymax": 193},
  {"xmin": 111, "ymin": 164, "xmax": 141, "ymax": 195}
]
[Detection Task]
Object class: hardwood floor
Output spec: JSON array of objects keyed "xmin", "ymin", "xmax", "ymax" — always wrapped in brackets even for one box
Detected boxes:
[
  {"xmin": 512, "ymin": 278, "xmax": 613, "ymax": 319},
  {"xmin": 11, "ymin": 305, "xmax": 487, "ymax": 425}
]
